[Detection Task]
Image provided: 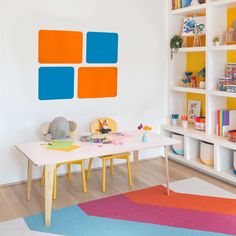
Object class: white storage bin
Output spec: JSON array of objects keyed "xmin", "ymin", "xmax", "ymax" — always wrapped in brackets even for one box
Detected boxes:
[
  {"xmin": 171, "ymin": 133, "xmax": 184, "ymax": 155},
  {"xmin": 200, "ymin": 141, "xmax": 214, "ymax": 166}
]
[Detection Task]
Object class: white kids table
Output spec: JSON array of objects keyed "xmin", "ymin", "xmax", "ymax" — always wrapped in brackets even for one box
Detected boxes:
[{"xmin": 15, "ymin": 131, "xmax": 179, "ymax": 227}]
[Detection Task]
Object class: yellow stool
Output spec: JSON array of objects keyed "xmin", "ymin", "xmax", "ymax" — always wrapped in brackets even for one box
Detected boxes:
[
  {"xmin": 40, "ymin": 160, "xmax": 87, "ymax": 200},
  {"xmin": 86, "ymin": 118, "xmax": 132, "ymax": 192}
]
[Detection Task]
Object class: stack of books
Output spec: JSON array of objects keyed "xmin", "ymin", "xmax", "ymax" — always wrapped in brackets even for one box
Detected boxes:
[
  {"xmin": 217, "ymin": 109, "xmax": 236, "ymax": 137},
  {"xmin": 172, "ymin": 0, "xmax": 192, "ymax": 10}
]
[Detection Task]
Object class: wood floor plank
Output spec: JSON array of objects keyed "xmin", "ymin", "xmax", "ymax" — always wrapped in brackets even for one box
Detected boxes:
[{"xmin": 0, "ymin": 157, "xmax": 236, "ymax": 222}]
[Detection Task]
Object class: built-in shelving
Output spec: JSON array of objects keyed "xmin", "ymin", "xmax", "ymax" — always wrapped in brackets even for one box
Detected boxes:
[{"xmin": 166, "ymin": 0, "xmax": 236, "ymax": 185}]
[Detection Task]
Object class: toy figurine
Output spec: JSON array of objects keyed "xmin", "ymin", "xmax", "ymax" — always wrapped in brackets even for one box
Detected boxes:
[
  {"xmin": 100, "ymin": 119, "xmax": 111, "ymax": 134},
  {"xmin": 182, "ymin": 72, "xmax": 192, "ymax": 87}
]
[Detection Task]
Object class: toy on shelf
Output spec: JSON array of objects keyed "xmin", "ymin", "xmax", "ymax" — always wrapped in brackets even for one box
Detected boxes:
[
  {"xmin": 171, "ymin": 114, "xmax": 179, "ymax": 126},
  {"xmin": 181, "ymin": 115, "xmax": 188, "ymax": 128},
  {"xmin": 182, "ymin": 72, "xmax": 192, "ymax": 87},
  {"xmin": 138, "ymin": 124, "xmax": 152, "ymax": 142},
  {"xmin": 213, "ymin": 36, "xmax": 220, "ymax": 46},
  {"xmin": 218, "ymin": 77, "xmax": 233, "ymax": 91},
  {"xmin": 196, "ymin": 67, "xmax": 206, "ymax": 89},
  {"xmin": 190, "ymin": 76, "xmax": 197, "ymax": 88},
  {"xmin": 194, "ymin": 116, "xmax": 205, "ymax": 131},
  {"xmin": 40, "ymin": 117, "xmax": 77, "ymax": 142},
  {"xmin": 224, "ymin": 20, "xmax": 236, "ymax": 45}
]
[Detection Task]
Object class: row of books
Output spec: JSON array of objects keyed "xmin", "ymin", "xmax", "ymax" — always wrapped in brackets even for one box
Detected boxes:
[
  {"xmin": 172, "ymin": 0, "xmax": 192, "ymax": 10},
  {"xmin": 217, "ymin": 109, "xmax": 236, "ymax": 137}
]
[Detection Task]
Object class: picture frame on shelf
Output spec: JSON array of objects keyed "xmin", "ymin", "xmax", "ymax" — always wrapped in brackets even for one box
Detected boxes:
[
  {"xmin": 188, "ymin": 100, "xmax": 201, "ymax": 121},
  {"xmin": 182, "ymin": 16, "xmax": 206, "ymax": 37}
]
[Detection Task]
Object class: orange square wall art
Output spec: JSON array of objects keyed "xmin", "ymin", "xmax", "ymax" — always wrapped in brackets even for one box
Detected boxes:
[
  {"xmin": 78, "ymin": 67, "xmax": 117, "ymax": 98},
  {"xmin": 38, "ymin": 30, "xmax": 83, "ymax": 64}
]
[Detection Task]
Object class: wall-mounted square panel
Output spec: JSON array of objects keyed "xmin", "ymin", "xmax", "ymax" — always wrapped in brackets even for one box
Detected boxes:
[
  {"xmin": 38, "ymin": 30, "xmax": 83, "ymax": 64},
  {"xmin": 86, "ymin": 32, "xmax": 118, "ymax": 63},
  {"xmin": 78, "ymin": 67, "xmax": 117, "ymax": 98},
  {"xmin": 38, "ymin": 67, "xmax": 74, "ymax": 100}
]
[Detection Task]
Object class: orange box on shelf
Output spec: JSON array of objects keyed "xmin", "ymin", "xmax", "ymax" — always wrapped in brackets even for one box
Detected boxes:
[
  {"xmin": 38, "ymin": 30, "xmax": 83, "ymax": 64},
  {"xmin": 78, "ymin": 67, "xmax": 117, "ymax": 98}
]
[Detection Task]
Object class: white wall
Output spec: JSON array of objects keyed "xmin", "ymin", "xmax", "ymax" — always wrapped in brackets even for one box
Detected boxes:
[{"xmin": 0, "ymin": 0, "xmax": 168, "ymax": 184}]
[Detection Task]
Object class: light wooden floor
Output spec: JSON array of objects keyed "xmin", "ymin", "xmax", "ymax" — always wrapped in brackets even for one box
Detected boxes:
[{"xmin": 0, "ymin": 157, "xmax": 236, "ymax": 222}]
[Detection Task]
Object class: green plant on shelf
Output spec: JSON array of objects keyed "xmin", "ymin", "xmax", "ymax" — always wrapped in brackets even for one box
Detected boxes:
[{"xmin": 170, "ymin": 35, "xmax": 183, "ymax": 60}]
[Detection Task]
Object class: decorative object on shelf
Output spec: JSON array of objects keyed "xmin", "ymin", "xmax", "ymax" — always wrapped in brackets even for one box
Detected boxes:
[
  {"xmin": 188, "ymin": 100, "xmax": 201, "ymax": 121},
  {"xmin": 226, "ymin": 85, "xmax": 236, "ymax": 93},
  {"xmin": 200, "ymin": 141, "xmax": 214, "ymax": 166},
  {"xmin": 170, "ymin": 35, "xmax": 183, "ymax": 59},
  {"xmin": 225, "ymin": 63, "xmax": 236, "ymax": 81},
  {"xmin": 171, "ymin": 114, "xmax": 179, "ymax": 126},
  {"xmin": 217, "ymin": 110, "xmax": 236, "ymax": 137},
  {"xmin": 190, "ymin": 75, "xmax": 197, "ymax": 88},
  {"xmin": 218, "ymin": 77, "xmax": 233, "ymax": 91},
  {"xmin": 182, "ymin": 16, "xmax": 206, "ymax": 47},
  {"xmin": 182, "ymin": 71, "xmax": 192, "ymax": 87},
  {"xmin": 171, "ymin": 133, "xmax": 184, "ymax": 155},
  {"xmin": 196, "ymin": 67, "xmax": 206, "ymax": 89},
  {"xmin": 229, "ymin": 130, "xmax": 236, "ymax": 143},
  {"xmin": 198, "ymin": 0, "xmax": 205, "ymax": 3},
  {"xmin": 213, "ymin": 36, "xmax": 220, "ymax": 46},
  {"xmin": 138, "ymin": 124, "xmax": 152, "ymax": 143},
  {"xmin": 194, "ymin": 116, "xmax": 205, "ymax": 131},
  {"xmin": 181, "ymin": 115, "xmax": 188, "ymax": 128},
  {"xmin": 225, "ymin": 20, "xmax": 236, "ymax": 45}
]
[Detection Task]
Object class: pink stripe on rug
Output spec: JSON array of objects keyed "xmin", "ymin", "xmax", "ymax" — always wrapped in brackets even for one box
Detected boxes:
[{"xmin": 79, "ymin": 194, "xmax": 236, "ymax": 235}]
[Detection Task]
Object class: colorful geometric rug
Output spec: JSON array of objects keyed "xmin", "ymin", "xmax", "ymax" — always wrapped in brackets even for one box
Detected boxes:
[{"xmin": 1, "ymin": 177, "xmax": 236, "ymax": 236}]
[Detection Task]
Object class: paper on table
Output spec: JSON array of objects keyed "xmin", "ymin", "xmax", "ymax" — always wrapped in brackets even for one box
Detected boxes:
[{"xmin": 47, "ymin": 145, "xmax": 80, "ymax": 152}]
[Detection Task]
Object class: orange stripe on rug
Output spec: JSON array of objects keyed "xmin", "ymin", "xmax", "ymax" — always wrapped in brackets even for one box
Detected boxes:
[{"xmin": 125, "ymin": 185, "xmax": 236, "ymax": 215}]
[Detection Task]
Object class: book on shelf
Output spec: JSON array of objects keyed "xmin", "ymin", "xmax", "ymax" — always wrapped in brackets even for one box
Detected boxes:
[
  {"xmin": 172, "ymin": 0, "xmax": 193, "ymax": 10},
  {"xmin": 217, "ymin": 109, "xmax": 236, "ymax": 137}
]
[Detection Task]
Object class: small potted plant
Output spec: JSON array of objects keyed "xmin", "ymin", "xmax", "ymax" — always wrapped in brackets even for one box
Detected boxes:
[
  {"xmin": 196, "ymin": 67, "xmax": 206, "ymax": 89},
  {"xmin": 170, "ymin": 35, "xmax": 183, "ymax": 59},
  {"xmin": 213, "ymin": 36, "xmax": 220, "ymax": 46}
]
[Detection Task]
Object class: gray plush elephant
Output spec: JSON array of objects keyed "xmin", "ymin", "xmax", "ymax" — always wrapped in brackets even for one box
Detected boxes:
[{"xmin": 40, "ymin": 117, "xmax": 77, "ymax": 142}]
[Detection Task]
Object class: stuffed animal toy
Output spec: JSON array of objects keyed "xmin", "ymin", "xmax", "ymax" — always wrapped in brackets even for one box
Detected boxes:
[
  {"xmin": 40, "ymin": 117, "xmax": 77, "ymax": 142},
  {"xmin": 99, "ymin": 119, "xmax": 111, "ymax": 134}
]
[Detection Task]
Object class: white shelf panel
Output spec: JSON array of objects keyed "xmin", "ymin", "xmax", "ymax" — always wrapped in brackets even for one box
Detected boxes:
[
  {"xmin": 178, "ymin": 47, "xmax": 206, "ymax": 52},
  {"xmin": 171, "ymin": 3, "xmax": 207, "ymax": 15},
  {"xmin": 171, "ymin": 86, "xmax": 207, "ymax": 94},
  {"xmin": 209, "ymin": 90, "xmax": 236, "ymax": 98},
  {"xmin": 211, "ymin": 0, "xmax": 236, "ymax": 8},
  {"xmin": 211, "ymin": 45, "xmax": 236, "ymax": 51}
]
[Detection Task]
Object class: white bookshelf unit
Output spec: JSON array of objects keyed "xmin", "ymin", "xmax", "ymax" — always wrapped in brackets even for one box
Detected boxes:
[{"xmin": 163, "ymin": 0, "xmax": 236, "ymax": 185}]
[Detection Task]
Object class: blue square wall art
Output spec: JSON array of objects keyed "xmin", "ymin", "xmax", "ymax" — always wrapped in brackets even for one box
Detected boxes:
[
  {"xmin": 38, "ymin": 67, "xmax": 74, "ymax": 100},
  {"xmin": 86, "ymin": 32, "xmax": 118, "ymax": 63}
]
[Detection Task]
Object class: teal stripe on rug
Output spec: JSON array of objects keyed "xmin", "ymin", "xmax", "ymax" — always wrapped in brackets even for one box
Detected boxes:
[{"xmin": 24, "ymin": 206, "xmax": 229, "ymax": 236}]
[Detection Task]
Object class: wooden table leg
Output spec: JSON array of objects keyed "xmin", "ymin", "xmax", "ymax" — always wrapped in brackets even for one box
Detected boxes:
[
  {"xmin": 45, "ymin": 164, "xmax": 55, "ymax": 227},
  {"xmin": 133, "ymin": 150, "xmax": 139, "ymax": 164},
  {"xmin": 165, "ymin": 146, "xmax": 170, "ymax": 195},
  {"xmin": 27, "ymin": 160, "xmax": 33, "ymax": 201}
]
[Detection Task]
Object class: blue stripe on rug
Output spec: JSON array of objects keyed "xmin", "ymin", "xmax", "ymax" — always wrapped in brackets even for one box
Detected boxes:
[{"xmin": 24, "ymin": 206, "xmax": 229, "ymax": 236}]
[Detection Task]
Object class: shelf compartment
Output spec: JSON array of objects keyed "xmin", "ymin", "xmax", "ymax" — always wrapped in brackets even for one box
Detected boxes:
[
  {"xmin": 171, "ymin": 86, "xmax": 207, "ymax": 94},
  {"xmin": 171, "ymin": 3, "xmax": 207, "ymax": 15}
]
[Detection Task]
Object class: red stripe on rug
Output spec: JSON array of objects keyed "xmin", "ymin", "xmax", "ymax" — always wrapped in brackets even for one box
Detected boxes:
[{"xmin": 124, "ymin": 185, "xmax": 236, "ymax": 215}]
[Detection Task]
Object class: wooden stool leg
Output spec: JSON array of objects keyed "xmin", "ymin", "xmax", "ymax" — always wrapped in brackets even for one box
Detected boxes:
[
  {"xmin": 102, "ymin": 159, "xmax": 106, "ymax": 192},
  {"xmin": 67, "ymin": 164, "xmax": 72, "ymax": 181},
  {"xmin": 40, "ymin": 166, "xmax": 45, "ymax": 186},
  {"xmin": 127, "ymin": 157, "xmax": 132, "ymax": 187},
  {"xmin": 53, "ymin": 168, "xmax": 57, "ymax": 200},
  {"xmin": 110, "ymin": 159, "xmax": 114, "ymax": 176},
  {"xmin": 86, "ymin": 158, "xmax": 93, "ymax": 179},
  {"xmin": 81, "ymin": 161, "xmax": 87, "ymax": 193}
]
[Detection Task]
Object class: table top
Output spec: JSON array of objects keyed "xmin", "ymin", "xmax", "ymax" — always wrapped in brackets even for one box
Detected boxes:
[{"xmin": 15, "ymin": 131, "xmax": 180, "ymax": 166}]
